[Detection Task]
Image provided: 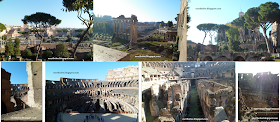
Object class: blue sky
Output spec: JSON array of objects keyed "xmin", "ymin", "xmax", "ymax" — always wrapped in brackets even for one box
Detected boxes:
[
  {"xmin": 237, "ymin": 62, "xmax": 280, "ymax": 75},
  {"xmin": 45, "ymin": 62, "xmax": 139, "ymax": 81},
  {"xmin": 2, "ymin": 62, "xmax": 28, "ymax": 84},
  {"xmin": 0, "ymin": 0, "xmax": 90, "ymax": 28},
  {"xmin": 188, "ymin": 0, "xmax": 279, "ymax": 45},
  {"xmin": 94, "ymin": 0, "xmax": 180, "ymax": 23}
]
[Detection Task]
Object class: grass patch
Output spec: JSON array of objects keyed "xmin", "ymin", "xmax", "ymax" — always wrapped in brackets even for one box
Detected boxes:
[
  {"xmin": 138, "ymin": 41, "xmax": 174, "ymax": 48},
  {"xmin": 112, "ymin": 42, "xmax": 122, "ymax": 46}
]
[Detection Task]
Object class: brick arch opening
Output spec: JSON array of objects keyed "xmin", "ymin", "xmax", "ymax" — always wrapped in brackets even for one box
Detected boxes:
[
  {"xmin": 203, "ymin": 56, "xmax": 213, "ymax": 61},
  {"xmin": 233, "ymin": 56, "xmax": 245, "ymax": 61}
]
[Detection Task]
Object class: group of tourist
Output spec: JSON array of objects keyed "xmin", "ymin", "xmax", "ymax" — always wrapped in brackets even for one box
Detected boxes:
[{"xmin": 83, "ymin": 114, "xmax": 105, "ymax": 122}]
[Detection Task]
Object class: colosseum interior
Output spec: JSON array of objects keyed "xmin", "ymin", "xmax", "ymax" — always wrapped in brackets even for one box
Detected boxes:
[
  {"xmin": 1, "ymin": 62, "xmax": 42, "ymax": 122},
  {"xmin": 238, "ymin": 72, "xmax": 279, "ymax": 122},
  {"xmin": 45, "ymin": 65, "xmax": 139, "ymax": 122},
  {"xmin": 142, "ymin": 62, "xmax": 235, "ymax": 122}
]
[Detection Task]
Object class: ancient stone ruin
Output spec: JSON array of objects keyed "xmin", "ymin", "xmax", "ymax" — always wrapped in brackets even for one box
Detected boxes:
[
  {"xmin": 238, "ymin": 72, "xmax": 279, "ymax": 122},
  {"xmin": 1, "ymin": 62, "xmax": 42, "ymax": 121},
  {"xmin": 113, "ymin": 15, "xmax": 138, "ymax": 49},
  {"xmin": 45, "ymin": 65, "xmax": 139, "ymax": 122},
  {"xmin": 142, "ymin": 62, "xmax": 235, "ymax": 122}
]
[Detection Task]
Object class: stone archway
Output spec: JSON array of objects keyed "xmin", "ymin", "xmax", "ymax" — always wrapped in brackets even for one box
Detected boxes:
[
  {"xmin": 203, "ymin": 56, "xmax": 213, "ymax": 61},
  {"xmin": 233, "ymin": 56, "xmax": 245, "ymax": 61}
]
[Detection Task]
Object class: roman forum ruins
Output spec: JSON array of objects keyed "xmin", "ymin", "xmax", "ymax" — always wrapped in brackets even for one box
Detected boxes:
[
  {"xmin": 142, "ymin": 62, "xmax": 235, "ymax": 122},
  {"xmin": 45, "ymin": 65, "xmax": 139, "ymax": 122},
  {"xmin": 113, "ymin": 15, "xmax": 138, "ymax": 49},
  {"xmin": 1, "ymin": 62, "xmax": 42, "ymax": 121},
  {"xmin": 238, "ymin": 72, "xmax": 279, "ymax": 121}
]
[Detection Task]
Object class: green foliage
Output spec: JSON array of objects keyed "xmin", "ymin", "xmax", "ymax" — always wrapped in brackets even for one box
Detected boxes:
[
  {"xmin": 14, "ymin": 38, "xmax": 21, "ymax": 56},
  {"xmin": 21, "ymin": 49, "xmax": 33, "ymax": 59},
  {"xmin": 54, "ymin": 38, "xmax": 60, "ymax": 42},
  {"xmin": 94, "ymin": 22, "xmax": 113, "ymax": 34},
  {"xmin": 84, "ymin": 52, "xmax": 93, "ymax": 61},
  {"xmin": 75, "ymin": 29, "xmax": 84, "ymax": 32},
  {"xmin": 244, "ymin": 2, "xmax": 280, "ymax": 53},
  {"xmin": 0, "ymin": 23, "xmax": 6, "ymax": 32},
  {"xmin": 55, "ymin": 43, "xmax": 69, "ymax": 58},
  {"xmin": 5, "ymin": 38, "xmax": 14, "ymax": 57},
  {"xmin": 2, "ymin": 35, "xmax": 7, "ymax": 40},
  {"xmin": 22, "ymin": 12, "xmax": 61, "ymax": 27},
  {"xmin": 18, "ymin": 31, "xmax": 30, "ymax": 34},
  {"xmin": 50, "ymin": 35, "xmax": 55, "ymax": 41},
  {"xmin": 43, "ymin": 38, "xmax": 47, "ymax": 42},
  {"xmin": 42, "ymin": 50, "xmax": 53, "ymax": 60},
  {"xmin": 56, "ymin": 30, "xmax": 63, "ymax": 32},
  {"xmin": 197, "ymin": 23, "xmax": 217, "ymax": 44},
  {"xmin": 226, "ymin": 27, "xmax": 241, "ymax": 51},
  {"xmin": 138, "ymin": 41, "xmax": 153, "ymax": 47},
  {"xmin": 166, "ymin": 21, "xmax": 173, "ymax": 27},
  {"xmin": 66, "ymin": 35, "xmax": 73, "ymax": 42},
  {"xmin": 231, "ymin": 16, "xmax": 245, "ymax": 28},
  {"xmin": 220, "ymin": 44, "xmax": 228, "ymax": 51},
  {"xmin": 257, "ymin": 44, "xmax": 267, "ymax": 50},
  {"xmin": 112, "ymin": 42, "xmax": 122, "ymax": 47}
]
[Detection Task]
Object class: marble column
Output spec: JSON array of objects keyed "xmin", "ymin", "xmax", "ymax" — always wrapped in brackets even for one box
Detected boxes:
[
  {"xmin": 134, "ymin": 19, "xmax": 138, "ymax": 43},
  {"xmin": 126, "ymin": 20, "xmax": 129, "ymax": 40},
  {"xmin": 130, "ymin": 19, "xmax": 133, "ymax": 43}
]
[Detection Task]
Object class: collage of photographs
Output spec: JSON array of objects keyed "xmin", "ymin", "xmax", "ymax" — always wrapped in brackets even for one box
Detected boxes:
[{"xmin": 0, "ymin": 0, "xmax": 280, "ymax": 122}]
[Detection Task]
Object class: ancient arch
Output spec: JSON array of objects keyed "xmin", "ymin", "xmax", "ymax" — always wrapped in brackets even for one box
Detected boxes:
[
  {"xmin": 202, "ymin": 56, "xmax": 214, "ymax": 61},
  {"xmin": 233, "ymin": 56, "xmax": 245, "ymax": 61}
]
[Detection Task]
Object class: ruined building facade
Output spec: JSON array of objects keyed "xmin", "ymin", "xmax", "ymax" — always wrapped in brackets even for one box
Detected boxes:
[
  {"xmin": 1, "ymin": 62, "xmax": 42, "ymax": 121},
  {"xmin": 238, "ymin": 72, "xmax": 279, "ymax": 121}
]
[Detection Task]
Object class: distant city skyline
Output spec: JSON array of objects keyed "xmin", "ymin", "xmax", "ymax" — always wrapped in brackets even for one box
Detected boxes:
[
  {"xmin": 188, "ymin": 0, "xmax": 279, "ymax": 45},
  {"xmin": 0, "ymin": 0, "xmax": 91, "ymax": 28},
  {"xmin": 46, "ymin": 62, "xmax": 139, "ymax": 81},
  {"xmin": 94, "ymin": 0, "xmax": 180, "ymax": 23}
]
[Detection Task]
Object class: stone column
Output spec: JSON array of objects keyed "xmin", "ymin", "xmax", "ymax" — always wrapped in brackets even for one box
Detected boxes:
[
  {"xmin": 134, "ymin": 19, "xmax": 138, "ymax": 45},
  {"xmin": 113, "ymin": 20, "xmax": 115, "ymax": 35},
  {"xmin": 123, "ymin": 19, "xmax": 125, "ymax": 39},
  {"xmin": 119, "ymin": 20, "xmax": 121, "ymax": 38},
  {"xmin": 126, "ymin": 20, "xmax": 129, "ymax": 40},
  {"xmin": 115, "ymin": 20, "xmax": 118, "ymax": 37},
  {"xmin": 130, "ymin": 19, "xmax": 134, "ymax": 44}
]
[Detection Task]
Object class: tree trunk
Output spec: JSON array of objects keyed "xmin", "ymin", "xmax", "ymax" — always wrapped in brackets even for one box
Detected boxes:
[
  {"xmin": 73, "ymin": 26, "xmax": 92, "ymax": 59},
  {"xmin": 202, "ymin": 32, "xmax": 207, "ymax": 44},
  {"xmin": 261, "ymin": 27, "xmax": 272, "ymax": 53},
  {"xmin": 36, "ymin": 32, "xmax": 43, "ymax": 61}
]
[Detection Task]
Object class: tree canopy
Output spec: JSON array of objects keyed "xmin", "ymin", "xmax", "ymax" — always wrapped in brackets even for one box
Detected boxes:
[
  {"xmin": 166, "ymin": 21, "xmax": 174, "ymax": 27},
  {"xmin": 197, "ymin": 23, "xmax": 217, "ymax": 44},
  {"xmin": 63, "ymin": 0, "xmax": 93, "ymax": 58},
  {"xmin": 0, "ymin": 23, "xmax": 6, "ymax": 32},
  {"xmin": 212, "ymin": 24, "xmax": 230, "ymax": 45},
  {"xmin": 244, "ymin": 2, "xmax": 280, "ymax": 53},
  {"xmin": 226, "ymin": 27, "xmax": 241, "ymax": 51},
  {"xmin": 22, "ymin": 12, "xmax": 61, "ymax": 60},
  {"xmin": 55, "ymin": 43, "xmax": 70, "ymax": 58},
  {"xmin": 22, "ymin": 12, "xmax": 61, "ymax": 28}
]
